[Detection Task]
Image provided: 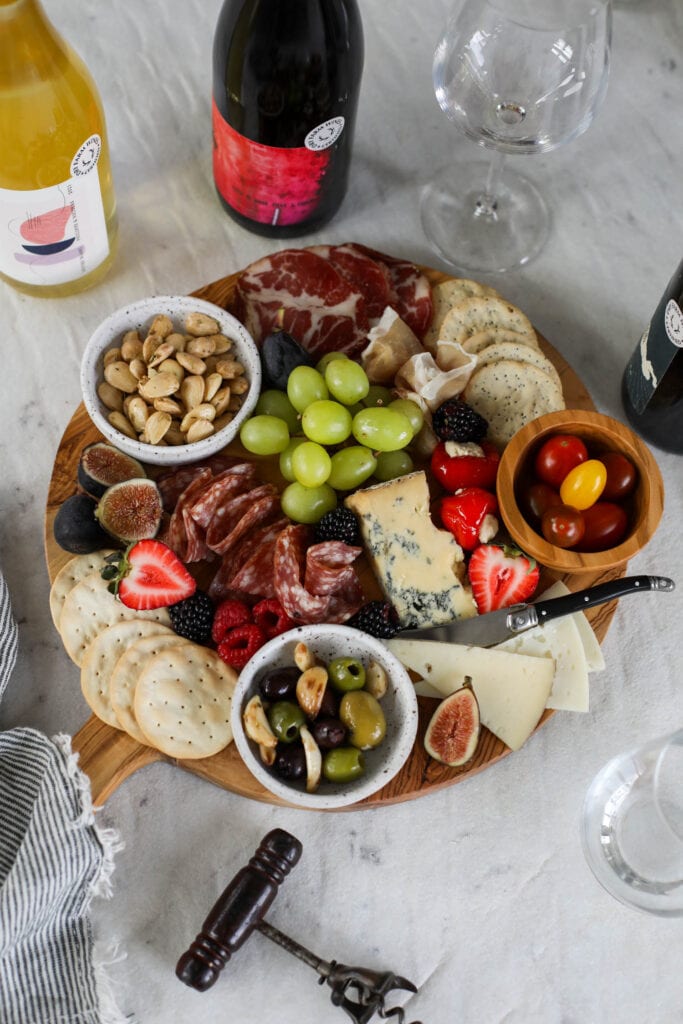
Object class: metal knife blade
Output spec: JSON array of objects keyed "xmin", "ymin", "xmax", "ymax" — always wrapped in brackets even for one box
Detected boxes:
[{"xmin": 398, "ymin": 575, "xmax": 675, "ymax": 648}]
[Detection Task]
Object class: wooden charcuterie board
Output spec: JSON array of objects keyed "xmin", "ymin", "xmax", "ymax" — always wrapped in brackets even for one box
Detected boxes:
[{"xmin": 44, "ymin": 264, "xmax": 622, "ymax": 808}]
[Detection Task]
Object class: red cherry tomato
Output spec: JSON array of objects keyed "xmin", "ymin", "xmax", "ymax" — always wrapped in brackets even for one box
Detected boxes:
[
  {"xmin": 534, "ymin": 434, "xmax": 588, "ymax": 488},
  {"xmin": 600, "ymin": 451, "xmax": 637, "ymax": 501},
  {"xmin": 559, "ymin": 459, "xmax": 607, "ymax": 510},
  {"xmin": 522, "ymin": 481, "xmax": 562, "ymax": 523},
  {"xmin": 575, "ymin": 502, "xmax": 629, "ymax": 552},
  {"xmin": 541, "ymin": 504, "xmax": 586, "ymax": 548}
]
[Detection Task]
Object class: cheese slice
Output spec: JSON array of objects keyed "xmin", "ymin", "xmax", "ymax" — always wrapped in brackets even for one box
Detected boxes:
[
  {"xmin": 386, "ymin": 639, "xmax": 554, "ymax": 751},
  {"xmin": 538, "ymin": 580, "xmax": 605, "ymax": 673},
  {"xmin": 496, "ymin": 614, "xmax": 589, "ymax": 712},
  {"xmin": 345, "ymin": 472, "xmax": 477, "ymax": 629}
]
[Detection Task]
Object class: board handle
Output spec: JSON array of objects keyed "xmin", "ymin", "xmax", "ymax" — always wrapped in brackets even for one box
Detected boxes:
[{"xmin": 71, "ymin": 716, "xmax": 164, "ymax": 806}]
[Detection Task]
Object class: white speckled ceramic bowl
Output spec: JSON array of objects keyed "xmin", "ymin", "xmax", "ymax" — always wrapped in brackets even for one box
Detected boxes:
[
  {"xmin": 231, "ymin": 624, "xmax": 419, "ymax": 810},
  {"xmin": 80, "ymin": 295, "xmax": 261, "ymax": 467}
]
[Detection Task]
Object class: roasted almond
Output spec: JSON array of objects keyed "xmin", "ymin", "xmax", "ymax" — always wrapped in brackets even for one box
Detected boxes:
[
  {"xmin": 185, "ymin": 311, "xmax": 220, "ymax": 336},
  {"xmin": 104, "ymin": 360, "xmax": 138, "ymax": 394}
]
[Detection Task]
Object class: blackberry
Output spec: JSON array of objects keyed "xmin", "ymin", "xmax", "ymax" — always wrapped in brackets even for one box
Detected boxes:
[
  {"xmin": 432, "ymin": 398, "xmax": 488, "ymax": 443},
  {"xmin": 314, "ymin": 507, "xmax": 361, "ymax": 547},
  {"xmin": 168, "ymin": 590, "xmax": 214, "ymax": 644},
  {"xmin": 346, "ymin": 601, "xmax": 400, "ymax": 640}
]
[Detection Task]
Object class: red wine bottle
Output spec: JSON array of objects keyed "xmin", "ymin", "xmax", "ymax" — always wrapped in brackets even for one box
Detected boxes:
[
  {"xmin": 622, "ymin": 258, "xmax": 683, "ymax": 454},
  {"xmin": 212, "ymin": 0, "xmax": 363, "ymax": 237}
]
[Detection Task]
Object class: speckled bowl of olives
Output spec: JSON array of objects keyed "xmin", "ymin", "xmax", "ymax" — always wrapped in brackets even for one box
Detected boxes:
[{"xmin": 231, "ymin": 624, "xmax": 419, "ymax": 810}]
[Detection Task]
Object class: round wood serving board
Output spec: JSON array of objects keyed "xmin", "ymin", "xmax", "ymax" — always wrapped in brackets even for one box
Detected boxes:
[{"xmin": 44, "ymin": 263, "xmax": 623, "ymax": 808}]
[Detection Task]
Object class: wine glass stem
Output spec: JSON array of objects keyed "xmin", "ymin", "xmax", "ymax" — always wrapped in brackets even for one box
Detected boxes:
[{"xmin": 474, "ymin": 151, "xmax": 506, "ymax": 221}]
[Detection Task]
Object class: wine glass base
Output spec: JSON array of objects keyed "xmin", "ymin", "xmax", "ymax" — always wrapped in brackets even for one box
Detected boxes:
[{"xmin": 420, "ymin": 158, "xmax": 550, "ymax": 275}]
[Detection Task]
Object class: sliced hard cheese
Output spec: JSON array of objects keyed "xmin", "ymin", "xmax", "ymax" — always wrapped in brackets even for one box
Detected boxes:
[
  {"xmin": 386, "ymin": 639, "xmax": 554, "ymax": 751},
  {"xmin": 539, "ymin": 580, "xmax": 605, "ymax": 673},
  {"xmin": 345, "ymin": 472, "xmax": 476, "ymax": 629},
  {"xmin": 496, "ymin": 614, "xmax": 589, "ymax": 713}
]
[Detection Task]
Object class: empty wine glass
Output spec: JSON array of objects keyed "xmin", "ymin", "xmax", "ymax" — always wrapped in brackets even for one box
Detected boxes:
[{"xmin": 421, "ymin": 0, "xmax": 612, "ymax": 273}]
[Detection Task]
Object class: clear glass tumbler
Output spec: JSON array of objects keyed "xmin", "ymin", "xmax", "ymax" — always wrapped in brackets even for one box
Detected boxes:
[{"xmin": 581, "ymin": 729, "xmax": 683, "ymax": 916}]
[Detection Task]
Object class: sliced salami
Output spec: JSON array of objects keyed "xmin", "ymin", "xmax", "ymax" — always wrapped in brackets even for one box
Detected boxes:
[
  {"xmin": 156, "ymin": 465, "xmax": 208, "ymax": 513},
  {"xmin": 205, "ymin": 484, "xmax": 278, "ymax": 554},
  {"xmin": 304, "ymin": 541, "xmax": 363, "ymax": 596},
  {"xmin": 274, "ymin": 525, "xmax": 331, "ymax": 623},
  {"xmin": 233, "ymin": 248, "xmax": 370, "ymax": 359},
  {"xmin": 189, "ymin": 464, "xmax": 259, "ymax": 530},
  {"xmin": 308, "ymin": 243, "xmax": 392, "ymax": 323},
  {"xmin": 166, "ymin": 469, "xmax": 213, "ymax": 561},
  {"xmin": 347, "ymin": 243, "xmax": 433, "ymax": 340},
  {"xmin": 227, "ymin": 518, "xmax": 289, "ymax": 598}
]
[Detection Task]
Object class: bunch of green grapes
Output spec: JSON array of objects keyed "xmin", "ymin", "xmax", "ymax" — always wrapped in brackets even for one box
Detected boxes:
[{"xmin": 240, "ymin": 352, "xmax": 424, "ymax": 524}]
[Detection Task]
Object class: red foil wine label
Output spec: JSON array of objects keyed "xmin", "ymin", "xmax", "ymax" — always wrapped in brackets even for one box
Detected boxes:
[{"xmin": 212, "ymin": 99, "xmax": 336, "ymax": 226}]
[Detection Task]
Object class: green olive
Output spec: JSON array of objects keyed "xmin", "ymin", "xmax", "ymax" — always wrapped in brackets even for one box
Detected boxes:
[
  {"xmin": 267, "ymin": 700, "xmax": 306, "ymax": 744},
  {"xmin": 339, "ymin": 691, "xmax": 386, "ymax": 750},
  {"xmin": 322, "ymin": 746, "xmax": 365, "ymax": 783},
  {"xmin": 328, "ymin": 657, "xmax": 366, "ymax": 692}
]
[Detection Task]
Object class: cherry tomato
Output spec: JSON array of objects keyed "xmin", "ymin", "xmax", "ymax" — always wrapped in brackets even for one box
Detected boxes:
[
  {"xmin": 541, "ymin": 505, "xmax": 586, "ymax": 548},
  {"xmin": 600, "ymin": 451, "xmax": 637, "ymax": 501},
  {"xmin": 559, "ymin": 459, "xmax": 607, "ymax": 510},
  {"xmin": 575, "ymin": 502, "xmax": 629, "ymax": 552},
  {"xmin": 520, "ymin": 481, "xmax": 562, "ymax": 524},
  {"xmin": 534, "ymin": 434, "xmax": 588, "ymax": 488}
]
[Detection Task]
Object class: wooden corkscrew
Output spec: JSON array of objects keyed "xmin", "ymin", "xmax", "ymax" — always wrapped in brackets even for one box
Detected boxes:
[{"xmin": 176, "ymin": 829, "xmax": 423, "ymax": 1024}]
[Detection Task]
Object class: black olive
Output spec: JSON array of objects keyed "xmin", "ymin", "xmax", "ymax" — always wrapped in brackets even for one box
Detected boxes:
[
  {"xmin": 273, "ymin": 742, "xmax": 306, "ymax": 780},
  {"xmin": 310, "ymin": 716, "xmax": 347, "ymax": 750},
  {"xmin": 318, "ymin": 683, "xmax": 340, "ymax": 718},
  {"xmin": 258, "ymin": 666, "xmax": 300, "ymax": 702}
]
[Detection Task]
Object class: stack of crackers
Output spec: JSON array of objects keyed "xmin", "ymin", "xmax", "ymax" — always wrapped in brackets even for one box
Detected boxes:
[{"xmin": 50, "ymin": 551, "xmax": 236, "ymax": 759}]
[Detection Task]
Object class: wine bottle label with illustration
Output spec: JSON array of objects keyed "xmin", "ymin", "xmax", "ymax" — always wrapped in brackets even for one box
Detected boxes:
[
  {"xmin": 212, "ymin": 100, "xmax": 343, "ymax": 227},
  {"xmin": 625, "ymin": 296, "xmax": 683, "ymax": 415},
  {"xmin": 0, "ymin": 135, "xmax": 109, "ymax": 286}
]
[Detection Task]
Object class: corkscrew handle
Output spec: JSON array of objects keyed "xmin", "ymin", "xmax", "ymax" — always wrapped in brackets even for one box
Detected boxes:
[{"xmin": 175, "ymin": 828, "xmax": 303, "ymax": 992}]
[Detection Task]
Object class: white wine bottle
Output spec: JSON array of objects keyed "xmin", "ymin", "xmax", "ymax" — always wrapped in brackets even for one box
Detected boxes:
[{"xmin": 0, "ymin": 0, "xmax": 117, "ymax": 296}]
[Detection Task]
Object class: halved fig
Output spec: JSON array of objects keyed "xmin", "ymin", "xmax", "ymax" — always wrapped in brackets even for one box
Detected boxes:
[
  {"xmin": 78, "ymin": 442, "xmax": 146, "ymax": 498},
  {"xmin": 95, "ymin": 478, "xmax": 162, "ymax": 543},
  {"xmin": 424, "ymin": 678, "xmax": 480, "ymax": 767}
]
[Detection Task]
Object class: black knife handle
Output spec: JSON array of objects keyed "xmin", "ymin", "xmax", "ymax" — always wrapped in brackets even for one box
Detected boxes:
[{"xmin": 535, "ymin": 575, "xmax": 675, "ymax": 625}]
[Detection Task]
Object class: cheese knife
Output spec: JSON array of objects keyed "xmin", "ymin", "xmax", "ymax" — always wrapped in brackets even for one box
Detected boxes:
[{"xmin": 399, "ymin": 575, "xmax": 675, "ymax": 648}]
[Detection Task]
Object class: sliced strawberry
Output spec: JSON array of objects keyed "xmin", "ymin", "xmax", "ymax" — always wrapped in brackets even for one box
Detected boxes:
[
  {"xmin": 467, "ymin": 544, "xmax": 539, "ymax": 614},
  {"xmin": 439, "ymin": 488, "xmax": 499, "ymax": 551},
  {"xmin": 104, "ymin": 540, "xmax": 196, "ymax": 610}
]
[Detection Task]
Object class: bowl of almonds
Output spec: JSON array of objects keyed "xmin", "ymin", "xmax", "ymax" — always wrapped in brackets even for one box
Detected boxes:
[{"xmin": 80, "ymin": 295, "xmax": 261, "ymax": 466}]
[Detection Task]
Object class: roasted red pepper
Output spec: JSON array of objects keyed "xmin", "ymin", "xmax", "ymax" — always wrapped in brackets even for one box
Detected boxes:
[
  {"xmin": 439, "ymin": 488, "xmax": 499, "ymax": 551},
  {"xmin": 430, "ymin": 440, "xmax": 500, "ymax": 493}
]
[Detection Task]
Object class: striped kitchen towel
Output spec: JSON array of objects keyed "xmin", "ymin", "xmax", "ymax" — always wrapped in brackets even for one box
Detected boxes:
[{"xmin": 0, "ymin": 569, "xmax": 130, "ymax": 1024}]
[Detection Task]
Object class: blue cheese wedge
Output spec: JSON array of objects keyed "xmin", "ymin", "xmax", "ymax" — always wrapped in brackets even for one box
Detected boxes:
[{"xmin": 344, "ymin": 471, "xmax": 476, "ymax": 628}]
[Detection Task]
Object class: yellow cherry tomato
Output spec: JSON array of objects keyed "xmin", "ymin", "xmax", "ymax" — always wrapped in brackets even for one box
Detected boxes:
[{"xmin": 559, "ymin": 459, "xmax": 607, "ymax": 510}]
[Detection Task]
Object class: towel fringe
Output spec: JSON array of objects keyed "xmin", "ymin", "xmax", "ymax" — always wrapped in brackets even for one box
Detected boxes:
[{"xmin": 92, "ymin": 942, "xmax": 136, "ymax": 1024}]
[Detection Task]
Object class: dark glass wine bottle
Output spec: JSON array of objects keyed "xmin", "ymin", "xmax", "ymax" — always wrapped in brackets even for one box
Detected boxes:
[
  {"xmin": 211, "ymin": 0, "xmax": 363, "ymax": 238},
  {"xmin": 622, "ymin": 258, "xmax": 683, "ymax": 454}
]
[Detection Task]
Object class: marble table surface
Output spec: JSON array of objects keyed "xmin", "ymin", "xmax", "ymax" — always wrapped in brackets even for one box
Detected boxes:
[{"xmin": 2, "ymin": 1, "xmax": 682, "ymax": 1021}]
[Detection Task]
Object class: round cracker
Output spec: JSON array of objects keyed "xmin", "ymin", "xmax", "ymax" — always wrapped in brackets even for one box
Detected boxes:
[
  {"xmin": 463, "ymin": 359, "xmax": 565, "ymax": 447},
  {"xmin": 461, "ymin": 328, "xmax": 540, "ymax": 355},
  {"xmin": 81, "ymin": 619, "xmax": 175, "ymax": 728},
  {"xmin": 471, "ymin": 341, "xmax": 563, "ymax": 390},
  {"xmin": 134, "ymin": 645, "xmax": 236, "ymax": 760},
  {"xmin": 423, "ymin": 278, "xmax": 501, "ymax": 351},
  {"xmin": 59, "ymin": 571, "xmax": 172, "ymax": 666},
  {"xmin": 110, "ymin": 632, "xmax": 191, "ymax": 743},
  {"xmin": 440, "ymin": 296, "xmax": 536, "ymax": 347},
  {"xmin": 49, "ymin": 550, "xmax": 115, "ymax": 631}
]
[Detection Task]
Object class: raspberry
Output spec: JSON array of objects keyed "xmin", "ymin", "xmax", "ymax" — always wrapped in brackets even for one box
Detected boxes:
[
  {"xmin": 217, "ymin": 624, "xmax": 267, "ymax": 670},
  {"xmin": 432, "ymin": 398, "xmax": 488, "ymax": 443},
  {"xmin": 211, "ymin": 599, "xmax": 253, "ymax": 644},
  {"xmin": 252, "ymin": 598, "xmax": 296, "ymax": 639}
]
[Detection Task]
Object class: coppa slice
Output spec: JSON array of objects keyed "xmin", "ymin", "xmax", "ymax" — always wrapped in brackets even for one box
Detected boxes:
[
  {"xmin": 49, "ymin": 549, "xmax": 115, "ymax": 631},
  {"xmin": 134, "ymin": 645, "xmax": 236, "ymax": 759},
  {"xmin": 110, "ymin": 632, "xmax": 192, "ymax": 743},
  {"xmin": 59, "ymin": 571, "xmax": 171, "ymax": 666},
  {"xmin": 308, "ymin": 243, "xmax": 392, "ymax": 321},
  {"xmin": 80, "ymin": 620, "xmax": 174, "ymax": 729}
]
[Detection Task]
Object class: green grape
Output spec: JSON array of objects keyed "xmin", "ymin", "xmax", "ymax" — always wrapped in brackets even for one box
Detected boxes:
[
  {"xmin": 316, "ymin": 351, "xmax": 349, "ymax": 373},
  {"xmin": 362, "ymin": 385, "xmax": 393, "ymax": 408},
  {"xmin": 286, "ymin": 366, "xmax": 328, "ymax": 413},
  {"xmin": 281, "ymin": 482, "xmax": 337, "ymax": 524},
  {"xmin": 351, "ymin": 407, "xmax": 413, "ymax": 452},
  {"xmin": 328, "ymin": 446, "xmax": 377, "ymax": 491},
  {"xmin": 389, "ymin": 398, "xmax": 424, "ymax": 436},
  {"xmin": 324, "ymin": 359, "xmax": 370, "ymax": 405},
  {"xmin": 240, "ymin": 415, "xmax": 290, "ymax": 455},
  {"xmin": 374, "ymin": 450, "xmax": 414, "ymax": 482},
  {"xmin": 291, "ymin": 441, "xmax": 332, "ymax": 488},
  {"xmin": 279, "ymin": 437, "xmax": 308, "ymax": 482},
  {"xmin": 255, "ymin": 389, "xmax": 300, "ymax": 433},
  {"xmin": 301, "ymin": 400, "xmax": 352, "ymax": 445}
]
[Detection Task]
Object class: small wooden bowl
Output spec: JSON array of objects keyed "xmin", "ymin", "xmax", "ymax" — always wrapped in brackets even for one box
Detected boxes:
[{"xmin": 496, "ymin": 409, "xmax": 664, "ymax": 573}]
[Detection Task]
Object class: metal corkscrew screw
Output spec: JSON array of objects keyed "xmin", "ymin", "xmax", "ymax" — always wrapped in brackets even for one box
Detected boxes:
[{"xmin": 176, "ymin": 829, "xmax": 423, "ymax": 1024}]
